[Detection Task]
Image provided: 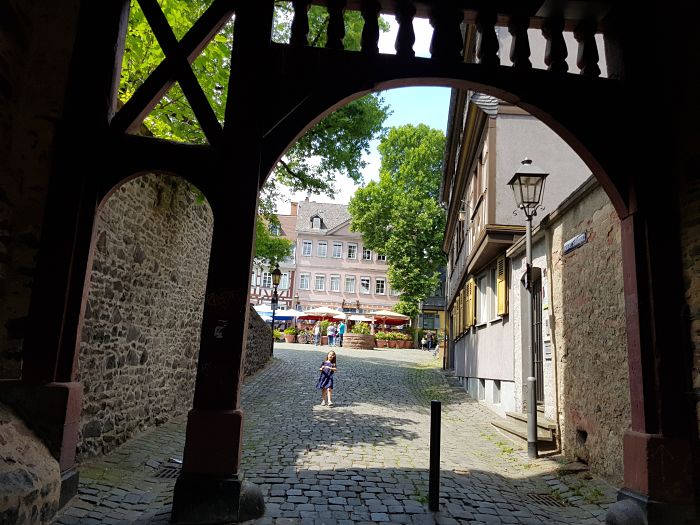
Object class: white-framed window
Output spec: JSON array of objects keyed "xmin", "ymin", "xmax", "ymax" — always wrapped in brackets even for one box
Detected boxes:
[
  {"xmin": 375, "ymin": 278, "xmax": 385, "ymax": 295},
  {"xmin": 262, "ymin": 272, "xmax": 272, "ymax": 288},
  {"xmin": 312, "ymin": 216, "xmax": 322, "ymax": 229},
  {"xmin": 299, "ymin": 273, "xmax": 310, "ymax": 290},
  {"xmin": 332, "ymin": 242, "xmax": 342, "ymax": 258},
  {"xmin": 347, "ymin": 243, "xmax": 357, "ymax": 259},
  {"xmin": 317, "ymin": 241, "xmax": 327, "ymax": 258},
  {"xmin": 251, "ymin": 271, "xmax": 256, "ymax": 286},
  {"xmin": 315, "ymin": 274, "xmax": 325, "ymax": 291},
  {"xmin": 476, "ymin": 274, "xmax": 487, "ymax": 324},
  {"xmin": 377, "ymin": 254, "xmax": 386, "ymax": 261},
  {"xmin": 269, "ymin": 223, "xmax": 281, "ymax": 235},
  {"xmin": 362, "ymin": 247, "xmax": 372, "ymax": 260},
  {"xmin": 345, "ymin": 276, "xmax": 356, "ymax": 293},
  {"xmin": 360, "ymin": 277, "xmax": 371, "ymax": 294},
  {"xmin": 302, "ymin": 240, "xmax": 312, "ymax": 256},
  {"xmin": 488, "ymin": 266, "xmax": 497, "ymax": 320},
  {"xmin": 280, "ymin": 272, "xmax": 289, "ymax": 290},
  {"xmin": 330, "ymin": 275, "xmax": 341, "ymax": 292}
]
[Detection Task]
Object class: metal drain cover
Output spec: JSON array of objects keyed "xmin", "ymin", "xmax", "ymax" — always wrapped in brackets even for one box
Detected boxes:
[
  {"xmin": 153, "ymin": 464, "xmax": 182, "ymax": 479},
  {"xmin": 527, "ymin": 493, "xmax": 568, "ymax": 507}
]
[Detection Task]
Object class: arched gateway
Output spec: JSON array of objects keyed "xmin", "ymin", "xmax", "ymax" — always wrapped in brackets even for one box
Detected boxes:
[{"xmin": 6, "ymin": 1, "xmax": 697, "ymax": 524}]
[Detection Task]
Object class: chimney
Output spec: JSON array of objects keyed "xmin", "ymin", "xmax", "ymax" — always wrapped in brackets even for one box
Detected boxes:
[{"xmin": 290, "ymin": 201, "xmax": 298, "ymax": 216}]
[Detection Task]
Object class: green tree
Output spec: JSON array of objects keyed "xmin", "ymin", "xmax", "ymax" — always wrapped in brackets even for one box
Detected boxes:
[
  {"xmin": 120, "ymin": 1, "xmax": 390, "ymax": 262},
  {"xmin": 348, "ymin": 124, "xmax": 446, "ymax": 318},
  {"xmin": 255, "ymin": 219, "xmax": 293, "ymax": 267}
]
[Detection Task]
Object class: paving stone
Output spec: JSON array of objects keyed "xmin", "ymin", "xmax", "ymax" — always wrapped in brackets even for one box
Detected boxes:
[{"xmin": 53, "ymin": 347, "xmax": 617, "ymax": 525}]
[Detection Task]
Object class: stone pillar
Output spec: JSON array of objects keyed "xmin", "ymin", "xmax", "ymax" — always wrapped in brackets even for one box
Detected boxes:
[
  {"xmin": 3, "ymin": 0, "xmax": 130, "ymax": 508},
  {"xmin": 607, "ymin": 197, "xmax": 697, "ymax": 524},
  {"xmin": 170, "ymin": 2, "xmax": 272, "ymax": 523}
]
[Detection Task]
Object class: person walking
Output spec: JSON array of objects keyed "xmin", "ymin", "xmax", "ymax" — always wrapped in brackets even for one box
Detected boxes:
[
  {"xmin": 427, "ymin": 332, "xmax": 434, "ymax": 350},
  {"xmin": 338, "ymin": 320, "xmax": 346, "ymax": 347},
  {"xmin": 313, "ymin": 321, "xmax": 321, "ymax": 349},
  {"xmin": 317, "ymin": 350, "xmax": 337, "ymax": 406},
  {"xmin": 328, "ymin": 323, "xmax": 337, "ymax": 346}
]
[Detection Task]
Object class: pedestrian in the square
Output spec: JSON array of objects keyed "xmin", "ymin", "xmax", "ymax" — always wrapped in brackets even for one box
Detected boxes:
[
  {"xmin": 313, "ymin": 321, "xmax": 321, "ymax": 348},
  {"xmin": 338, "ymin": 320, "xmax": 346, "ymax": 347},
  {"xmin": 328, "ymin": 323, "xmax": 337, "ymax": 346},
  {"xmin": 317, "ymin": 350, "xmax": 337, "ymax": 406},
  {"xmin": 421, "ymin": 335, "xmax": 427, "ymax": 350},
  {"xmin": 427, "ymin": 332, "xmax": 434, "ymax": 350}
]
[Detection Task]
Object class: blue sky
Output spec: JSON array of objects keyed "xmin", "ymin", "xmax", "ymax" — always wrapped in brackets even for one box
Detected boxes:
[{"xmin": 277, "ymin": 17, "xmax": 451, "ymax": 213}]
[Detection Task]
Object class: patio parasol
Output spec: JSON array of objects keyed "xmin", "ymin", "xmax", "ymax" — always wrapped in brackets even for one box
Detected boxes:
[
  {"xmin": 298, "ymin": 306, "xmax": 344, "ymax": 321},
  {"xmin": 370, "ymin": 309, "xmax": 411, "ymax": 326}
]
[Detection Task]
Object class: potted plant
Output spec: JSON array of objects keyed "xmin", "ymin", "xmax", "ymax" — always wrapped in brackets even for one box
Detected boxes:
[
  {"xmin": 375, "ymin": 331, "xmax": 388, "ymax": 348},
  {"xmin": 320, "ymin": 320, "xmax": 330, "ymax": 345},
  {"xmin": 273, "ymin": 329, "xmax": 284, "ymax": 341},
  {"xmin": 283, "ymin": 327, "xmax": 298, "ymax": 343},
  {"xmin": 386, "ymin": 331, "xmax": 398, "ymax": 348},
  {"xmin": 398, "ymin": 332, "xmax": 412, "ymax": 348}
]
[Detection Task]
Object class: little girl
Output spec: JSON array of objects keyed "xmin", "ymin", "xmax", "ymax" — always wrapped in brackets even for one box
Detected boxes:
[{"xmin": 316, "ymin": 350, "xmax": 337, "ymax": 406}]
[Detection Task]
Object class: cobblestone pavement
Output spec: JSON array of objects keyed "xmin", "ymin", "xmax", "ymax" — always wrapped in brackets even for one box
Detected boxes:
[{"xmin": 54, "ymin": 344, "xmax": 618, "ymax": 524}]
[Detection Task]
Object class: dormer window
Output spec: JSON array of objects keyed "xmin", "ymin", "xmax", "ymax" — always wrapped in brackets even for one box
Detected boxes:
[{"xmin": 311, "ymin": 215, "xmax": 322, "ymax": 229}]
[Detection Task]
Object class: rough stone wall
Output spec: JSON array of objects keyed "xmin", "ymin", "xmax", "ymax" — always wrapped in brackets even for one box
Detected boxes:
[
  {"xmin": 549, "ymin": 185, "xmax": 630, "ymax": 484},
  {"xmin": 77, "ymin": 174, "xmax": 213, "ymax": 460},
  {"xmin": 245, "ymin": 305, "xmax": 272, "ymax": 378},
  {"xmin": 0, "ymin": 0, "xmax": 81, "ymax": 378},
  {"xmin": 0, "ymin": 402, "xmax": 60, "ymax": 524},
  {"xmin": 680, "ymin": 172, "xmax": 700, "ymax": 434}
]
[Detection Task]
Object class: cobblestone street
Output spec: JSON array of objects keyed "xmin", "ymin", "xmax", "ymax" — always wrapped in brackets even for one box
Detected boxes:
[{"xmin": 54, "ymin": 345, "xmax": 618, "ymax": 524}]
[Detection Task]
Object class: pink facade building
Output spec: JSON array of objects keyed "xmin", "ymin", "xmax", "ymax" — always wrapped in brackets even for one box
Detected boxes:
[{"xmin": 294, "ymin": 201, "xmax": 399, "ymax": 313}]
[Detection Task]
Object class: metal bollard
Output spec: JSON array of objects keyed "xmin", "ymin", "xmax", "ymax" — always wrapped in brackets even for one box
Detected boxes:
[{"xmin": 429, "ymin": 400, "xmax": 441, "ymax": 511}]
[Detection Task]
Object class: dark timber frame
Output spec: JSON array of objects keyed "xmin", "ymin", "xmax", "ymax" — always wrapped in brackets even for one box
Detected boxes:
[{"xmin": 8, "ymin": 1, "xmax": 697, "ymax": 523}]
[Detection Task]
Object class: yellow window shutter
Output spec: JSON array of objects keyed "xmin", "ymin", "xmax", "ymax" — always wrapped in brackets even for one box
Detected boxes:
[
  {"xmin": 497, "ymin": 256, "xmax": 508, "ymax": 316},
  {"xmin": 466, "ymin": 277, "xmax": 475, "ymax": 328}
]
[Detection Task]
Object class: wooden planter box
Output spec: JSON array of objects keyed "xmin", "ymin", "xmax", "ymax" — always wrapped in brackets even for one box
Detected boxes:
[{"xmin": 343, "ymin": 333, "xmax": 375, "ymax": 350}]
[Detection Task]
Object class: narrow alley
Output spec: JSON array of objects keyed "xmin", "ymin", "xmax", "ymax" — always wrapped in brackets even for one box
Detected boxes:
[{"xmin": 54, "ymin": 346, "xmax": 617, "ymax": 525}]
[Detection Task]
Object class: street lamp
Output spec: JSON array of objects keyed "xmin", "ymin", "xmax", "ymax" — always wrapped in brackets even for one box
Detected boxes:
[
  {"xmin": 508, "ymin": 158, "xmax": 548, "ymax": 459},
  {"xmin": 270, "ymin": 263, "xmax": 282, "ymax": 355}
]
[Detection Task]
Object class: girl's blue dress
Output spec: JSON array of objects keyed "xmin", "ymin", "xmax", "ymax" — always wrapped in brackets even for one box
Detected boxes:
[{"xmin": 316, "ymin": 360, "xmax": 334, "ymax": 389}]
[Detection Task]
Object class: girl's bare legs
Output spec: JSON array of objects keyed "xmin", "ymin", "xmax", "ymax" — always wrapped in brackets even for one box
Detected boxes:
[
  {"xmin": 327, "ymin": 388, "xmax": 333, "ymax": 406},
  {"xmin": 320, "ymin": 388, "xmax": 327, "ymax": 405}
]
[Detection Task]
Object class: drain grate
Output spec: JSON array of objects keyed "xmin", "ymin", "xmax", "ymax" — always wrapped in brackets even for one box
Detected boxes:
[
  {"xmin": 153, "ymin": 464, "xmax": 182, "ymax": 480},
  {"xmin": 527, "ymin": 493, "xmax": 568, "ymax": 507}
]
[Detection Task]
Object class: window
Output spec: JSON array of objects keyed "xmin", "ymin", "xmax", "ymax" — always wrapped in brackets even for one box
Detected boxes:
[
  {"xmin": 332, "ymin": 242, "xmax": 342, "ymax": 258},
  {"xmin": 311, "ymin": 216, "xmax": 321, "ymax": 229},
  {"xmin": 377, "ymin": 254, "xmax": 386, "ymax": 261},
  {"xmin": 262, "ymin": 272, "xmax": 272, "ymax": 288},
  {"xmin": 476, "ymin": 274, "xmax": 487, "ymax": 324},
  {"xmin": 280, "ymin": 272, "xmax": 289, "ymax": 290},
  {"xmin": 268, "ymin": 223, "xmax": 280, "ymax": 236},
  {"xmin": 315, "ymin": 275, "xmax": 325, "ymax": 291},
  {"xmin": 488, "ymin": 266, "xmax": 497, "ymax": 320},
  {"xmin": 362, "ymin": 247, "xmax": 372, "ymax": 260},
  {"xmin": 302, "ymin": 240, "xmax": 312, "ymax": 256},
  {"xmin": 347, "ymin": 243, "xmax": 357, "ymax": 259},
  {"xmin": 299, "ymin": 274, "xmax": 310, "ymax": 290},
  {"xmin": 345, "ymin": 276, "xmax": 356, "ymax": 293},
  {"xmin": 330, "ymin": 275, "xmax": 341, "ymax": 292},
  {"xmin": 317, "ymin": 241, "xmax": 327, "ymax": 257},
  {"xmin": 375, "ymin": 278, "xmax": 385, "ymax": 295},
  {"xmin": 251, "ymin": 271, "xmax": 256, "ymax": 286},
  {"xmin": 360, "ymin": 277, "xmax": 370, "ymax": 294},
  {"xmin": 422, "ymin": 313, "xmax": 439, "ymax": 329}
]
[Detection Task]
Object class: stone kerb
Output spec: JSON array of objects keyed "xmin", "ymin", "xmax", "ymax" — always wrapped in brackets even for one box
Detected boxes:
[{"xmin": 342, "ymin": 333, "xmax": 375, "ymax": 349}]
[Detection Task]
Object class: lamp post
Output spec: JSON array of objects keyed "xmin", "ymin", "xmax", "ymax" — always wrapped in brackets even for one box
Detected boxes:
[
  {"xmin": 270, "ymin": 263, "xmax": 282, "ymax": 356},
  {"xmin": 507, "ymin": 158, "xmax": 548, "ymax": 459}
]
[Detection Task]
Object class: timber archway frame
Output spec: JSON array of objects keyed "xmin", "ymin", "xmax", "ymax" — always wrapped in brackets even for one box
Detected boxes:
[{"xmin": 19, "ymin": 1, "xmax": 696, "ymax": 524}]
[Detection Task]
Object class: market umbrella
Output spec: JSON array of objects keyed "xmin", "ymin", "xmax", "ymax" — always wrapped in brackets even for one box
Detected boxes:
[
  {"xmin": 370, "ymin": 309, "xmax": 410, "ymax": 326},
  {"xmin": 298, "ymin": 306, "xmax": 344, "ymax": 321}
]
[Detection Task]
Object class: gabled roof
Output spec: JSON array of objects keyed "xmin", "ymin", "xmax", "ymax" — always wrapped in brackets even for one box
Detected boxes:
[
  {"xmin": 277, "ymin": 214, "xmax": 298, "ymax": 242},
  {"xmin": 296, "ymin": 201, "xmax": 351, "ymax": 233}
]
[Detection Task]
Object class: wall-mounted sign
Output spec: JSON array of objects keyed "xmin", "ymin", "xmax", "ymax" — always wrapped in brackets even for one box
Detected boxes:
[{"xmin": 563, "ymin": 232, "xmax": 587, "ymax": 255}]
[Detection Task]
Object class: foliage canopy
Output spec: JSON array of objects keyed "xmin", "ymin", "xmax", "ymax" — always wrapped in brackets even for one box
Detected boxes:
[{"xmin": 348, "ymin": 124, "xmax": 446, "ymax": 318}]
